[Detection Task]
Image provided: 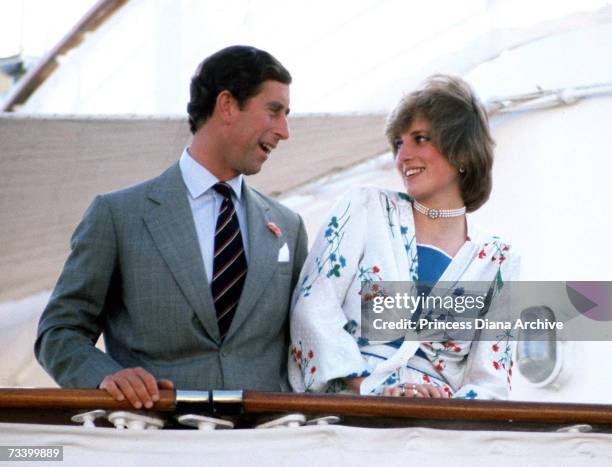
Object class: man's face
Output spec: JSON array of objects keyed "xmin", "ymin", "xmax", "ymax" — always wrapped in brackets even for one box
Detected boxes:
[{"xmin": 223, "ymin": 80, "xmax": 290, "ymax": 177}]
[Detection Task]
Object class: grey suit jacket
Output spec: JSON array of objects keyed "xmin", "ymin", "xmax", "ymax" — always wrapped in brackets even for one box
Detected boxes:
[{"xmin": 35, "ymin": 163, "xmax": 308, "ymax": 391}]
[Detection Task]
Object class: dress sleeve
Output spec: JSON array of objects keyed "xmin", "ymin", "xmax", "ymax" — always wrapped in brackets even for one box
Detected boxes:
[
  {"xmin": 289, "ymin": 187, "xmax": 372, "ymax": 392},
  {"xmin": 452, "ymin": 248, "xmax": 522, "ymax": 400}
]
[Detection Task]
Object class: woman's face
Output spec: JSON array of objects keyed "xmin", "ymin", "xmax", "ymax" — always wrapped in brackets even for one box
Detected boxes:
[{"xmin": 394, "ymin": 117, "xmax": 463, "ymax": 207}]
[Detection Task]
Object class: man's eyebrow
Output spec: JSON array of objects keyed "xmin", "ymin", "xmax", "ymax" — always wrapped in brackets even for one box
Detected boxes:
[{"xmin": 268, "ymin": 101, "xmax": 290, "ymax": 115}]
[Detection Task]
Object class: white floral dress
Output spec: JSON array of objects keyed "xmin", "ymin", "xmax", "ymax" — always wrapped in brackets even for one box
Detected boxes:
[{"xmin": 289, "ymin": 186, "xmax": 521, "ymax": 399}]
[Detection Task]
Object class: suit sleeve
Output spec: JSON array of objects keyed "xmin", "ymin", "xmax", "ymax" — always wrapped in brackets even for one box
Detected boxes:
[{"xmin": 34, "ymin": 195, "xmax": 124, "ymax": 388}]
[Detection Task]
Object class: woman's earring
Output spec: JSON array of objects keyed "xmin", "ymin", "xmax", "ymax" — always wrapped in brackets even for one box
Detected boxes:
[{"xmin": 459, "ymin": 166, "xmax": 465, "ymax": 174}]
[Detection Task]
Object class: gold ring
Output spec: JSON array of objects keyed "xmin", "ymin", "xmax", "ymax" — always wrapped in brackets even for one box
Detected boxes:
[{"xmin": 411, "ymin": 384, "xmax": 418, "ymax": 397}]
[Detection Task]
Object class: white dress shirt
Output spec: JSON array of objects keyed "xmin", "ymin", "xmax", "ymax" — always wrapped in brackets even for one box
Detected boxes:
[{"xmin": 178, "ymin": 148, "xmax": 249, "ymax": 283}]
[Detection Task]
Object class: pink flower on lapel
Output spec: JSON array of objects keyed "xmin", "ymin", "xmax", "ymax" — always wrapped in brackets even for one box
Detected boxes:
[{"xmin": 267, "ymin": 222, "xmax": 282, "ymax": 237}]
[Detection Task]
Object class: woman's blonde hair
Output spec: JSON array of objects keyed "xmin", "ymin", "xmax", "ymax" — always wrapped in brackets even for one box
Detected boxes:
[{"xmin": 385, "ymin": 75, "xmax": 494, "ymax": 212}]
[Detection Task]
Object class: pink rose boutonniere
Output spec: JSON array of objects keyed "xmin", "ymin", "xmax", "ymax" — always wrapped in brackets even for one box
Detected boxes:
[{"xmin": 267, "ymin": 222, "xmax": 282, "ymax": 237}]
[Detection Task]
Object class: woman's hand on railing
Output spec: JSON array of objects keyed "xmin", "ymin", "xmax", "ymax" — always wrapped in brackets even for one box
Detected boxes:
[
  {"xmin": 383, "ymin": 383, "xmax": 449, "ymax": 398},
  {"xmin": 343, "ymin": 377, "xmax": 366, "ymax": 394}
]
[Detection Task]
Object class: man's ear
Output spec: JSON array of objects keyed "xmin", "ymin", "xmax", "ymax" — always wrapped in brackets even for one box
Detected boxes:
[{"xmin": 216, "ymin": 90, "xmax": 238, "ymax": 124}]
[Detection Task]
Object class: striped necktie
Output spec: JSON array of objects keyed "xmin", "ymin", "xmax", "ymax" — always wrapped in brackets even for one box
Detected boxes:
[{"xmin": 211, "ymin": 182, "xmax": 247, "ymax": 340}]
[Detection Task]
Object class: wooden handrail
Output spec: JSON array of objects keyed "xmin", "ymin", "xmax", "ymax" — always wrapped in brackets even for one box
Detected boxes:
[
  {"xmin": 243, "ymin": 391, "xmax": 612, "ymax": 425},
  {"xmin": 0, "ymin": 388, "xmax": 175, "ymax": 411},
  {"xmin": 1, "ymin": 388, "xmax": 612, "ymax": 427}
]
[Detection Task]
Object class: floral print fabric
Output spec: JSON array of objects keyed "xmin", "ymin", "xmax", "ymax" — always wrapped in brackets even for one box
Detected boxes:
[{"xmin": 289, "ymin": 186, "xmax": 521, "ymax": 399}]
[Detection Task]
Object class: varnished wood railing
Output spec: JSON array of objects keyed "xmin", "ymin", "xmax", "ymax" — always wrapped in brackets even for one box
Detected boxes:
[
  {"xmin": 243, "ymin": 391, "xmax": 612, "ymax": 425},
  {"xmin": 0, "ymin": 388, "xmax": 175, "ymax": 411},
  {"xmin": 1, "ymin": 388, "xmax": 611, "ymax": 428}
]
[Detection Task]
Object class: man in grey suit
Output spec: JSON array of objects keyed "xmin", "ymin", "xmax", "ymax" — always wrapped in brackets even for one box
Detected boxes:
[{"xmin": 35, "ymin": 46, "xmax": 308, "ymax": 409}]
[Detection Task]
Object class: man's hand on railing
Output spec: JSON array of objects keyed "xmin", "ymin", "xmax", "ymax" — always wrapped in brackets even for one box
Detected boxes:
[{"xmin": 99, "ymin": 367, "xmax": 174, "ymax": 409}]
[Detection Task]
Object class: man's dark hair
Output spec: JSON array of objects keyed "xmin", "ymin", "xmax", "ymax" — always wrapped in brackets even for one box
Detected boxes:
[{"xmin": 187, "ymin": 45, "xmax": 292, "ymax": 134}]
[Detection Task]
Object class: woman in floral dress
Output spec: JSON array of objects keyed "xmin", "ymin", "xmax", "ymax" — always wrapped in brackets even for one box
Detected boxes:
[{"xmin": 289, "ymin": 75, "xmax": 520, "ymax": 399}]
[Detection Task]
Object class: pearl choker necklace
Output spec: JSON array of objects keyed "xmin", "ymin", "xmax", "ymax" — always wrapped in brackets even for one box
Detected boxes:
[{"xmin": 413, "ymin": 200, "xmax": 466, "ymax": 219}]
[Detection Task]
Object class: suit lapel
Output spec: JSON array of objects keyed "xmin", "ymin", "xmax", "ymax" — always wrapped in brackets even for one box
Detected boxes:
[
  {"xmin": 143, "ymin": 164, "xmax": 221, "ymax": 344},
  {"xmin": 227, "ymin": 184, "xmax": 280, "ymax": 339}
]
